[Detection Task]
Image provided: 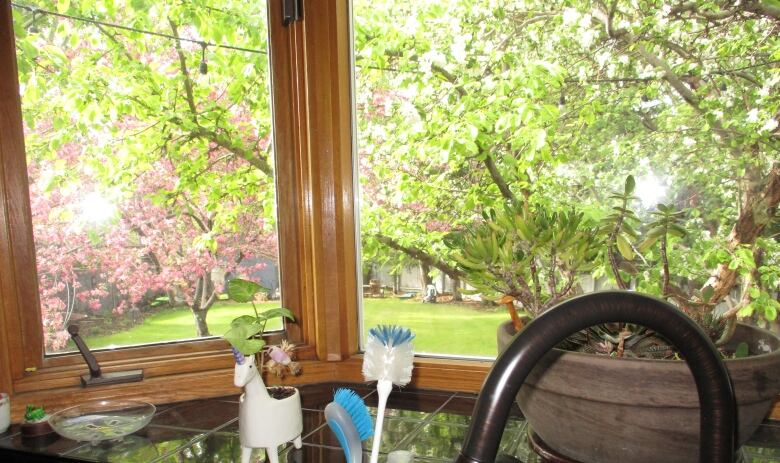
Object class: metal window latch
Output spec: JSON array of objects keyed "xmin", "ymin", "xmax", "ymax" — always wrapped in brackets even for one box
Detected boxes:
[
  {"xmin": 67, "ymin": 324, "xmax": 143, "ymax": 387},
  {"xmin": 282, "ymin": 0, "xmax": 302, "ymax": 26}
]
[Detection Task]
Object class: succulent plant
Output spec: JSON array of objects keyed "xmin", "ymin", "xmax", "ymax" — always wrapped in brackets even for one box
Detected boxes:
[
  {"xmin": 24, "ymin": 405, "xmax": 46, "ymax": 423},
  {"xmin": 452, "ymin": 203, "xmax": 601, "ymax": 329}
]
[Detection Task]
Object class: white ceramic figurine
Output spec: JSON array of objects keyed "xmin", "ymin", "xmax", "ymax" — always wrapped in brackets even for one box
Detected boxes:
[{"xmin": 233, "ymin": 348, "xmax": 303, "ymax": 463}]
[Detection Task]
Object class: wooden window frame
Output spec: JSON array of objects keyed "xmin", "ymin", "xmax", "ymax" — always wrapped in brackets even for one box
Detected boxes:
[
  {"xmin": 0, "ymin": 0, "xmax": 387, "ymax": 419},
  {"xmin": 8, "ymin": 0, "xmax": 771, "ymax": 424}
]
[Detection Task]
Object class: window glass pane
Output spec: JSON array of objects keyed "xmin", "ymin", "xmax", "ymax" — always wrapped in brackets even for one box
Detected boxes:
[
  {"xmin": 13, "ymin": 0, "xmax": 282, "ymax": 354},
  {"xmin": 353, "ymin": 1, "xmax": 780, "ymax": 357}
]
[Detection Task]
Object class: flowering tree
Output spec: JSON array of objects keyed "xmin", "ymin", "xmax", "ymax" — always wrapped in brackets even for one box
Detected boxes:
[
  {"xmin": 14, "ymin": 0, "xmax": 278, "ymax": 350},
  {"xmin": 355, "ymin": 0, "xmax": 780, "ymax": 331}
]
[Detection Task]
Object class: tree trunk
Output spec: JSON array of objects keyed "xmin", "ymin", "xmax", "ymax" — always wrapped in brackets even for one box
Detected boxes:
[
  {"xmin": 193, "ymin": 309, "xmax": 210, "ymax": 337},
  {"xmin": 190, "ymin": 273, "xmax": 219, "ymax": 337},
  {"xmin": 166, "ymin": 289, "xmax": 177, "ymax": 307},
  {"xmin": 420, "ymin": 263, "xmax": 432, "ymax": 288},
  {"xmin": 452, "ymin": 276, "xmax": 463, "ymax": 302},
  {"xmin": 703, "ymin": 162, "xmax": 780, "ymax": 305}
]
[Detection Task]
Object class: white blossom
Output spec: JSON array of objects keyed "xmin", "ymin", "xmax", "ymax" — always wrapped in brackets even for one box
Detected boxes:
[
  {"xmin": 746, "ymin": 108, "xmax": 760, "ymax": 123},
  {"xmin": 401, "ymin": 17, "xmax": 419, "ymax": 35},
  {"xmin": 451, "ymin": 40, "xmax": 467, "ymax": 63},
  {"xmin": 562, "ymin": 8, "xmax": 579, "ymax": 26},
  {"xmin": 760, "ymin": 118, "xmax": 778, "ymax": 133}
]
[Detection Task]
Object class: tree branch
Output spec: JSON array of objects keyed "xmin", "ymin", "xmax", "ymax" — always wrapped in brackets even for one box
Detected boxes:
[
  {"xmin": 669, "ymin": 2, "xmax": 738, "ymax": 21},
  {"xmin": 483, "ymin": 153, "xmax": 520, "ymax": 205},
  {"xmin": 705, "ymin": 162, "xmax": 780, "ymax": 305},
  {"xmin": 190, "ymin": 127, "xmax": 273, "ymax": 176},
  {"xmin": 375, "ymin": 234, "xmax": 464, "ymax": 280},
  {"xmin": 742, "ymin": 1, "xmax": 780, "ymax": 21},
  {"xmin": 168, "ymin": 19, "xmax": 198, "ymax": 118},
  {"xmin": 167, "ymin": 19, "xmax": 273, "ymax": 177}
]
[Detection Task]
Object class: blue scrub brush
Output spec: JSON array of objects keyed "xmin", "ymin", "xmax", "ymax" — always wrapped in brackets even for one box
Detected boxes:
[
  {"xmin": 362, "ymin": 325, "xmax": 415, "ymax": 463},
  {"xmin": 325, "ymin": 388, "xmax": 374, "ymax": 463}
]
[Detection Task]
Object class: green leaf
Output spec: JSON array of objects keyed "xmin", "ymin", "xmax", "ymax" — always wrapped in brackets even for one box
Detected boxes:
[
  {"xmin": 766, "ymin": 304, "xmax": 777, "ymax": 321},
  {"xmin": 637, "ymin": 234, "xmax": 660, "ymax": 253},
  {"xmin": 255, "ymin": 307, "xmax": 295, "ymax": 323},
  {"xmin": 624, "ymin": 175, "xmax": 635, "ymax": 196},
  {"xmin": 737, "ymin": 303, "xmax": 754, "ymax": 318},
  {"xmin": 224, "ymin": 320, "xmax": 264, "ymax": 355},
  {"xmin": 701, "ymin": 286, "xmax": 714, "ymax": 303},
  {"xmin": 734, "ymin": 342, "xmax": 749, "ymax": 359},
  {"xmin": 56, "ymin": 0, "xmax": 71, "ymax": 14},
  {"xmin": 616, "ymin": 234, "xmax": 634, "ymax": 261},
  {"xmin": 227, "ymin": 278, "xmax": 267, "ymax": 303},
  {"xmin": 230, "ymin": 315, "xmax": 258, "ymax": 328},
  {"xmin": 667, "ymin": 224, "xmax": 686, "ymax": 238}
]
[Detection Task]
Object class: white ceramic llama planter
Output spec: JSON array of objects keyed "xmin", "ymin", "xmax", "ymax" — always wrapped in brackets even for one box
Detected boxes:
[{"xmin": 233, "ymin": 349, "xmax": 303, "ymax": 463}]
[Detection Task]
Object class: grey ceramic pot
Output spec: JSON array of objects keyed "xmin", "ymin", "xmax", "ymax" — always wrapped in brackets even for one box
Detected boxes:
[{"xmin": 497, "ymin": 320, "xmax": 780, "ymax": 463}]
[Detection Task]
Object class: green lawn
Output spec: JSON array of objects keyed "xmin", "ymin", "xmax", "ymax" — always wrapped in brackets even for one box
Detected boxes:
[
  {"xmin": 77, "ymin": 299, "xmax": 506, "ymax": 357},
  {"xmin": 361, "ymin": 298, "xmax": 505, "ymax": 357},
  {"xmin": 79, "ymin": 302, "xmax": 283, "ymax": 350}
]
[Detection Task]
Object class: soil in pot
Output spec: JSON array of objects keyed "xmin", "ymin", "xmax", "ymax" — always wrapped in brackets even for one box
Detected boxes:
[{"xmin": 267, "ymin": 386, "xmax": 296, "ymax": 400}]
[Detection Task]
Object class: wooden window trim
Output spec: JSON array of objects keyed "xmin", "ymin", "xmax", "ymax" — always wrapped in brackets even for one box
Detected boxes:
[
  {"xmin": 3, "ymin": 0, "xmax": 778, "ymax": 423},
  {"xmin": 0, "ymin": 0, "xmax": 340, "ymax": 415}
]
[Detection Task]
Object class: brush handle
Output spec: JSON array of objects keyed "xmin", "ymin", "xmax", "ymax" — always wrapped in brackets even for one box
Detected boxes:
[{"xmin": 370, "ymin": 379, "xmax": 392, "ymax": 463}]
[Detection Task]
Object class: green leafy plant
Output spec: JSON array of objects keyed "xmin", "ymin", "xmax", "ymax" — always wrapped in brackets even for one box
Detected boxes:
[
  {"xmin": 599, "ymin": 177, "xmax": 778, "ymax": 351},
  {"xmin": 24, "ymin": 405, "xmax": 45, "ymax": 422},
  {"xmin": 456, "ymin": 174, "xmax": 777, "ymax": 358},
  {"xmin": 452, "ymin": 202, "xmax": 601, "ymax": 329},
  {"xmin": 598, "ymin": 175, "xmax": 640, "ymax": 289},
  {"xmin": 222, "ymin": 278, "xmax": 295, "ymax": 355},
  {"xmin": 638, "ymin": 203, "xmax": 686, "ymax": 297}
]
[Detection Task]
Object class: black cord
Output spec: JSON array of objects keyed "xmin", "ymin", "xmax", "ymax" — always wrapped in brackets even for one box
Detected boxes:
[{"xmin": 10, "ymin": 2, "xmax": 267, "ymax": 55}]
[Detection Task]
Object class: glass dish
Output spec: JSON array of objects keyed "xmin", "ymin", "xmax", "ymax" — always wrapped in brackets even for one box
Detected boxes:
[{"xmin": 48, "ymin": 399, "xmax": 155, "ymax": 444}]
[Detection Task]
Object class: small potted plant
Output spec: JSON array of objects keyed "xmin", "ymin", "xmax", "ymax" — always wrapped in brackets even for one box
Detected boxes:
[
  {"xmin": 222, "ymin": 278, "xmax": 303, "ymax": 463},
  {"xmin": 21, "ymin": 405, "xmax": 53, "ymax": 438},
  {"xmin": 454, "ymin": 177, "xmax": 780, "ymax": 463}
]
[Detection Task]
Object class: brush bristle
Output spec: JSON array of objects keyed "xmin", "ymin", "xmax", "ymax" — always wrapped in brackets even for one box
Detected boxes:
[
  {"xmin": 368, "ymin": 325, "xmax": 415, "ymax": 347},
  {"xmin": 334, "ymin": 388, "xmax": 374, "ymax": 440},
  {"xmin": 362, "ymin": 326, "xmax": 414, "ymax": 385}
]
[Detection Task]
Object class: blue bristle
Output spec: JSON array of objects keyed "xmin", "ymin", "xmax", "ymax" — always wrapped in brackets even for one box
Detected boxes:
[
  {"xmin": 368, "ymin": 325, "xmax": 415, "ymax": 347},
  {"xmin": 334, "ymin": 388, "xmax": 374, "ymax": 440}
]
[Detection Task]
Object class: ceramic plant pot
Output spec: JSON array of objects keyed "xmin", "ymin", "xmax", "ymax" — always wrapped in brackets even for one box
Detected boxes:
[
  {"xmin": 497, "ymin": 320, "xmax": 780, "ymax": 463},
  {"xmin": 238, "ymin": 386, "xmax": 302, "ymax": 462},
  {"xmin": 234, "ymin": 353, "xmax": 303, "ymax": 463}
]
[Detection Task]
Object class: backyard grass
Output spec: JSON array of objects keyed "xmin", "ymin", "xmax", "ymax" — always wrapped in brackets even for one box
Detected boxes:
[
  {"xmin": 76, "ymin": 298, "xmax": 506, "ymax": 357},
  {"xmin": 78, "ymin": 302, "xmax": 283, "ymax": 350},
  {"xmin": 361, "ymin": 298, "xmax": 505, "ymax": 357}
]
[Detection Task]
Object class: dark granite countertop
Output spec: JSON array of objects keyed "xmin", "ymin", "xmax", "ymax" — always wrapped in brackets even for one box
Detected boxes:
[{"xmin": 0, "ymin": 382, "xmax": 778, "ymax": 462}]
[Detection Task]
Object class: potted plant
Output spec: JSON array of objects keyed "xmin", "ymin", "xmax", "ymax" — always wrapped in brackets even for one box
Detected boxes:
[
  {"xmin": 222, "ymin": 278, "xmax": 303, "ymax": 463},
  {"xmin": 454, "ymin": 177, "xmax": 780, "ymax": 463},
  {"xmin": 20, "ymin": 405, "xmax": 53, "ymax": 438}
]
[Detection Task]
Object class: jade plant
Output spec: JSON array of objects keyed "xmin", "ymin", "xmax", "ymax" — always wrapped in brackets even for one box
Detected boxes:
[
  {"xmin": 455, "ymin": 175, "xmax": 778, "ymax": 358},
  {"xmin": 451, "ymin": 203, "xmax": 601, "ymax": 330},
  {"xmin": 222, "ymin": 278, "xmax": 300, "ymax": 377}
]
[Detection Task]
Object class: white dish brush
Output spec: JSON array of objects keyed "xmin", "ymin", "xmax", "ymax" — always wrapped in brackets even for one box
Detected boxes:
[{"xmin": 362, "ymin": 325, "xmax": 415, "ymax": 463}]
